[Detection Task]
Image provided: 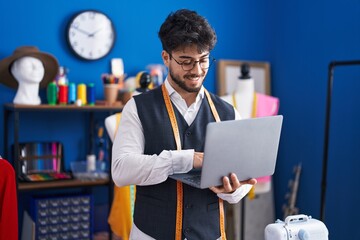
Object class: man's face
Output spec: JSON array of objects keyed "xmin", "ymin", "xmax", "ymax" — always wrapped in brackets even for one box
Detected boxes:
[{"xmin": 163, "ymin": 45, "xmax": 210, "ymax": 94}]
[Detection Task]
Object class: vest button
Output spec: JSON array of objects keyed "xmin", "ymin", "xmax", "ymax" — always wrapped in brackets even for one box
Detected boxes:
[
  {"xmin": 185, "ymin": 204, "xmax": 193, "ymax": 209},
  {"xmin": 186, "ymin": 131, "xmax": 191, "ymax": 136},
  {"xmin": 184, "ymin": 227, "xmax": 191, "ymax": 234}
]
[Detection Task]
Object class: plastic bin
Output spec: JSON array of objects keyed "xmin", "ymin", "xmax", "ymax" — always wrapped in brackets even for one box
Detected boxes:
[{"xmin": 70, "ymin": 161, "xmax": 108, "ymax": 180}]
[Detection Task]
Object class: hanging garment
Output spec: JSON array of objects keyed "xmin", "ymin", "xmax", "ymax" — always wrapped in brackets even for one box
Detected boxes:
[{"xmin": 0, "ymin": 158, "xmax": 18, "ymax": 240}]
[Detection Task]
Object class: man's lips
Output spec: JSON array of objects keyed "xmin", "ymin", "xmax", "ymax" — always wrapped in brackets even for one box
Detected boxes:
[{"xmin": 185, "ymin": 75, "xmax": 202, "ymax": 81}]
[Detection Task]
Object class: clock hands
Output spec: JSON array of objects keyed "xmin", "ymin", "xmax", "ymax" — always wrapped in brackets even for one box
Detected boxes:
[
  {"xmin": 71, "ymin": 26, "xmax": 102, "ymax": 38},
  {"xmin": 71, "ymin": 26, "xmax": 92, "ymax": 36},
  {"xmin": 88, "ymin": 29, "xmax": 102, "ymax": 37}
]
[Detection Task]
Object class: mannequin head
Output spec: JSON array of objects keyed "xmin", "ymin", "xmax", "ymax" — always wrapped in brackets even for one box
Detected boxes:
[
  {"xmin": 235, "ymin": 63, "xmax": 255, "ymax": 94},
  {"xmin": 239, "ymin": 63, "xmax": 251, "ymax": 80},
  {"xmin": 10, "ymin": 57, "xmax": 45, "ymax": 105},
  {"xmin": 135, "ymin": 71, "xmax": 152, "ymax": 93},
  {"xmin": 11, "ymin": 56, "xmax": 45, "ymax": 85},
  {"xmin": 0, "ymin": 46, "xmax": 59, "ymax": 104}
]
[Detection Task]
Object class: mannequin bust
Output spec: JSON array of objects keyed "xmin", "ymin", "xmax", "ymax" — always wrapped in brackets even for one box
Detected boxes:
[
  {"xmin": 222, "ymin": 63, "xmax": 280, "ymax": 239},
  {"xmin": 105, "ymin": 114, "xmax": 120, "ymax": 142},
  {"xmin": 221, "ymin": 63, "xmax": 279, "ymax": 194},
  {"xmin": 221, "ymin": 63, "xmax": 255, "ymax": 119},
  {"xmin": 105, "ymin": 71, "xmax": 152, "ymax": 240},
  {"xmin": 11, "ymin": 56, "xmax": 45, "ymax": 105}
]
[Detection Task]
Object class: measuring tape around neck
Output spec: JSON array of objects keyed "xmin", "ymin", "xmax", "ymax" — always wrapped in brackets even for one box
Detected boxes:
[{"xmin": 162, "ymin": 84, "xmax": 226, "ymax": 240}]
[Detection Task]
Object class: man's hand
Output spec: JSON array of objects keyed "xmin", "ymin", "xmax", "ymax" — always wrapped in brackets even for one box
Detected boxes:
[{"xmin": 209, "ymin": 173, "xmax": 257, "ymax": 194}]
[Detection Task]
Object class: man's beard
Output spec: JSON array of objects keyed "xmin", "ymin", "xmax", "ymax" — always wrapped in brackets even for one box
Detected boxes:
[{"xmin": 169, "ymin": 69, "xmax": 204, "ymax": 93}]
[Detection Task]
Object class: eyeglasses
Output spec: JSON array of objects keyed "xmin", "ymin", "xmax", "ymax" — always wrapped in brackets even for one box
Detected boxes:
[{"xmin": 169, "ymin": 53, "xmax": 216, "ymax": 71}]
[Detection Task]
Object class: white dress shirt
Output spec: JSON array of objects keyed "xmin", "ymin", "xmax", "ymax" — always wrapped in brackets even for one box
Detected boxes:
[{"xmin": 112, "ymin": 79, "xmax": 253, "ymax": 240}]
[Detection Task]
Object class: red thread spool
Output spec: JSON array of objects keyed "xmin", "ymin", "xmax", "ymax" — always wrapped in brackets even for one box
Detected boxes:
[{"xmin": 58, "ymin": 85, "xmax": 68, "ymax": 104}]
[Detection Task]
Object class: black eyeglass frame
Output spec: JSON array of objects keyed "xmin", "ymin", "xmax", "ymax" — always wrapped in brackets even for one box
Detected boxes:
[{"xmin": 168, "ymin": 53, "xmax": 216, "ymax": 71}]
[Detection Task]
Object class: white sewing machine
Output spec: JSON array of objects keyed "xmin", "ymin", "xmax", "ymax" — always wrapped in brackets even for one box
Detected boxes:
[{"xmin": 265, "ymin": 214, "xmax": 329, "ymax": 240}]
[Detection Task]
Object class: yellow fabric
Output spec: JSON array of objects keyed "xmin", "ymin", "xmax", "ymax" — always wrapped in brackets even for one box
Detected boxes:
[
  {"xmin": 108, "ymin": 185, "xmax": 136, "ymax": 239},
  {"xmin": 107, "ymin": 113, "xmax": 136, "ymax": 240}
]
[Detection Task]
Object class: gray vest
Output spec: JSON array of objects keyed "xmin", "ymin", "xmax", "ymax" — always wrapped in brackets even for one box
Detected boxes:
[{"xmin": 133, "ymin": 87, "xmax": 235, "ymax": 240}]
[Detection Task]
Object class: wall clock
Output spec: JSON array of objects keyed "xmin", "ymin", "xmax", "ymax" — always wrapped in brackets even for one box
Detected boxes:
[{"xmin": 67, "ymin": 10, "xmax": 116, "ymax": 60}]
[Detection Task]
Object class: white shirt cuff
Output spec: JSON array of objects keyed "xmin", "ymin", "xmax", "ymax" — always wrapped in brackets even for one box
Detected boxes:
[
  {"xmin": 170, "ymin": 149, "xmax": 194, "ymax": 174},
  {"xmin": 217, "ymin": 184, "xmax": 253, "ymax": 204}
]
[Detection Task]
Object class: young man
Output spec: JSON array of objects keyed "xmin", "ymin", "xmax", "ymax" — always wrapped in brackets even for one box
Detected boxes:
[{"xmin": 112, "ymin": 9, "xmax": 257, "ymax": 240}]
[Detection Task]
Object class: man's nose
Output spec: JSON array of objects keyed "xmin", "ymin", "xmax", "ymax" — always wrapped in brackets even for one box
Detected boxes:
[{"xmin": 190, "ymin": 61, "xmax": 203, "ymax": 73}]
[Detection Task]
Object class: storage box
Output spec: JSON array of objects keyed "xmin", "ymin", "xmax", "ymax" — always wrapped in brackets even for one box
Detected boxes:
[
  {"xmin": 70, "ymin": 161, "xmax": 108, "ymax": 180},
  {"xmin": 30, "ymin": 194, "xmax": 93, "ymax": 240}
]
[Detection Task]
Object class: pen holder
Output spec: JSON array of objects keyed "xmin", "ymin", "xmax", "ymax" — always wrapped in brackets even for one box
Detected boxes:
[{"xmin": 104, "ymin": 84, "xmax": 119, "ymax": 104}]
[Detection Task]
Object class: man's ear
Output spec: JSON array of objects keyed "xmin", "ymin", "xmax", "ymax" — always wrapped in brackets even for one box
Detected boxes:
[{"xmin": 161, "ymin": 50, "xmax": 170, "ymax": 67}]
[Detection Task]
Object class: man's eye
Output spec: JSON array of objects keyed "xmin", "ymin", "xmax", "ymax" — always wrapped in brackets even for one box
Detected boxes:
[{"xmin": 182, "ymin": 61, "xmax": 192, "ymax": 65}]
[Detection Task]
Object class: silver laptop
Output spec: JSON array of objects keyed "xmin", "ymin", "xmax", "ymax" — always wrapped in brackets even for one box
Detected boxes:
[{"xmin": 169, "ymin": 115, "xmax": 283, "ymax": 189}]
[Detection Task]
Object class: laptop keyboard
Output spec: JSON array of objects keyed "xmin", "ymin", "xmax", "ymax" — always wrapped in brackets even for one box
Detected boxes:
[{"xmin": 184, "ymin": 175, "xmax": 201, "ymax": 185}]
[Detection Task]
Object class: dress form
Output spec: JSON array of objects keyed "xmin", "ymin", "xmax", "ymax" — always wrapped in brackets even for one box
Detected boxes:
[
  {"xmin": 222, "ymin": 63, "xmax": 279, "ymax": 240},
  {"xmin": 11, "ymin": 56, "xmax": 45, "ymax": 105},
  {"xmin": 221, "ymin": 63, "xmax": 255, "ymax": 119},
  {"xmin": 105, "ymin": 72, "xmax": 152, "ymax": 239}
]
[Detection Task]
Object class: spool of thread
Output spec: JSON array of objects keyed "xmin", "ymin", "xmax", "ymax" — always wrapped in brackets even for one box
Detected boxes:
[
  {"xmin": 77, "ymin": 83, "xmax": 87, "ymax": 105},
  {"xmin": 47, "ymin": 82, "xmax": 57, "ymax": 105},
  {"xmin": 87, "ymin": 154, "xmax": 96, "ymax": 172},
  {"xmin": 58, "ymin": 85, "xmax": 68, "ymax": 105},
  {"xmin": 68, "ymin": 82, "xmax": 76, "ymax": 104},
  {"xmin": 87, "ymin": 83, "xmax": 95, "ymax": 105}
]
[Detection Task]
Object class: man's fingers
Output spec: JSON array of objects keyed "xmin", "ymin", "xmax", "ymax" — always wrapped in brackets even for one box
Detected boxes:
[
  {"xmin": 222, "ymin": 176, "xmax": 232, "ymax": 192},
  {"xmin": 230, "ymin": 173, "xmax": 240, "ymax": 189},
  {"xmin": 240, "ymin": 178, "xmax": 257, "ymax": 185},
  {"xmin": 209, "ymin": 176, "xmax": 257, "ymax": 194}
]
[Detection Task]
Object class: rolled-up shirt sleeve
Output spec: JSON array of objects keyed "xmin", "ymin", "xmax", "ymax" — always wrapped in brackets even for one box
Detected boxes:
[{"xmin": 111, "ymin": 98, "xmax": 194, "ymax": 187}]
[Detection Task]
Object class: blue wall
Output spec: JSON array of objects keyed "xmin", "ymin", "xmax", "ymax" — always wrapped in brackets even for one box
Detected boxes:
[
  {"xmin": 271, "ymin": 1, "xmax": 360, "ymax": 239},
  {"xmin": 1, "ymin": 0, "xmax": 359, "ymax": 238}
]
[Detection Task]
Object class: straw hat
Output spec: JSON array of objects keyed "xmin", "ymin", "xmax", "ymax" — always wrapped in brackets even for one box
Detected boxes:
[{"xmin": 0, "ymin": 46, "xmax": 59, "ymax": 89}]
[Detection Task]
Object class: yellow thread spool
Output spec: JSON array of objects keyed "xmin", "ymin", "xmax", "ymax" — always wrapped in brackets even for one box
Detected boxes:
[{"xmin": 77, "ymin": 83, "xmax": 87, "ymax": 105}]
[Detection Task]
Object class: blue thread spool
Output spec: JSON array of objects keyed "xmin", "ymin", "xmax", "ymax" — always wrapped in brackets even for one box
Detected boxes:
[
  {"xmin": 87, "ymin": 83, "xmax": 95, "ymax": 105},
  {"xmin": 68, "ymin": 82, "xmax": 76, "ymax": 104}
]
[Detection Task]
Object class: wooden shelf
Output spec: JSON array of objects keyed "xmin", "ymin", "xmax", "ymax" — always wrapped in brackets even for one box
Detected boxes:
[
  {"xmin": 18, "ymin": 178, "xmax": 110, "ymax": 191},
  {"xmin": 4, "ymin": 102, "xmax": 123, "ymax": 112}
]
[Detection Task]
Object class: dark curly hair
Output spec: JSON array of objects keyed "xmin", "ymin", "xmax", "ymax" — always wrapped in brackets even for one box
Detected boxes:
[{"xmin": 158, "ymin": 9, "xmax": 217, "ymax": 54}]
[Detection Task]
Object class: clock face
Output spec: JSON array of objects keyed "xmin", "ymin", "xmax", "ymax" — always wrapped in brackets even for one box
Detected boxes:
[{"xmin": 67, "ymin": 10, "xmax": 115, "ymax": 60}]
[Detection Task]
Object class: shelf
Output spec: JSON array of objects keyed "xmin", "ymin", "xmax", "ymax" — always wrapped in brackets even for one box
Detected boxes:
[
  {"xmin": 18, "ymin": 178, "xmax": 110, "ymax": 191},
  {"xmin": 4, "ymin": 101, "xmax": 116, "ymax": 237},
  {"xmin": 4, "ymin": 102, "xmax": 123, "ymax": 112}
]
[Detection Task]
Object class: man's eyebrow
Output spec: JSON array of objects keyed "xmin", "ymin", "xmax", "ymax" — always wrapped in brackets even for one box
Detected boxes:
[{"xmin": 178, "ymin": 53, "xmax": 210, "ymax": 59}]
